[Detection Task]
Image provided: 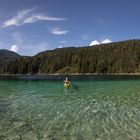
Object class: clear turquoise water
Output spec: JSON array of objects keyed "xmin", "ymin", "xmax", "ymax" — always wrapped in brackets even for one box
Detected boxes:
[{"xmin": 0, "ymin": 80, "xmax": 140, "ymax": 140}]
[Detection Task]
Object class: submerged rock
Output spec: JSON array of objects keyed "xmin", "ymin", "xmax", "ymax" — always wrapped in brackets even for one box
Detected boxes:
[
  {"xmin": 21, "ymin": 131, "xmax": 38, "ymax": 140},
  {"xmin": 0, "ymin": 101, "xmax": 11, "ymax": 114},
  {"xmin": 6, "ymin": 134, "xmax": 21, "ymax": 140},
  {"xmin": 13, "ymin": 121, "xmax": 26, "ymax": 128}
]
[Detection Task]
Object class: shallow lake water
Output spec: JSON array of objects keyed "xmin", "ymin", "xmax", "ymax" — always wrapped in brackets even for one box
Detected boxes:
[{"xmin": 0, "ymin": 79, "xmax": 140, "ymax": 140}]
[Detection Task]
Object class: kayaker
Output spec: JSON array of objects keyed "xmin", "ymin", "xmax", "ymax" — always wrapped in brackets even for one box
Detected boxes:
[{"xmin": 64, "ymin": 77, "xmax": 70, "ymax": 85}]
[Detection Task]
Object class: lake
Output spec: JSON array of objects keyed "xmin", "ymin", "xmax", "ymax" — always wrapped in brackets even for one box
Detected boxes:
[{"xmin": 0, "ymin": 79, "xmax": 140, "ymax": 140}]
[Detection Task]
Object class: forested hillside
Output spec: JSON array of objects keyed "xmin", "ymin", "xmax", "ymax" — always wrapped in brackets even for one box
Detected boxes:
[
  {"xmin": 0, "ymin": 40, "xmax": 140, "ymax": 74},
  {"xmin": 0, "ymin": 49, "xmax": 20, "ymax": 68}
]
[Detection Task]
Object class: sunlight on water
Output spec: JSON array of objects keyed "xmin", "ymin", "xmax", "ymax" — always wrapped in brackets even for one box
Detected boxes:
[{"xmin": 0, "ymin": 80, "xmax": 140, "ymax": 140}]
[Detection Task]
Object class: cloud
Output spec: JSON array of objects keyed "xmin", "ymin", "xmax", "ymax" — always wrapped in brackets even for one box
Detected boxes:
[
  {"xmin": 3, "ymin": 8, "xmax": 34, "ymax": 27},
  {"xmin": 49, "ymin": 27, "xmax": 68, "ymax": 35},
  {"xmin": 58, "ymin": 45, "xmax": 63, "ymax": 48},
  {"xmin": 89, "ymin": 40, "xmax": 100, "ymax": 46},
  {"xmin": 2, "ymin": 8, "xmax": 66, "ymax": 28},
  {"xmin": 23, "ymin": 15, "xmax": 66, "ymax": 24},
  {"xmin": 10, "ymin": 45, "xmax": 19, "ymax": 52},
  {"xmin": 89, "ymin": 39, "xmax": 112, "ymax": 46},
  {"xmin": 101, "ymin": 39, "xmax": 112, "ymax": 44},
  {"xmin": 59, "ymin": 41, "xmax": 67, "ymax": 43}
]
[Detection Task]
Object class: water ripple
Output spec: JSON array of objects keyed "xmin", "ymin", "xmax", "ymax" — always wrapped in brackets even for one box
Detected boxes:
[{"xmin": 0, "ymin": 80, "xmax": 140, "ymax": 139}]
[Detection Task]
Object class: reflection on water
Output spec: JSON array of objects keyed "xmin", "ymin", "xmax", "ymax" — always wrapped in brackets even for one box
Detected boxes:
[
  {"xmin": 0, "ymin": 80, "xmax": 140, "ymax": 140},
  {"xmin": 64, "ymin": 83, "xmax": 79, "ymax": 94}
]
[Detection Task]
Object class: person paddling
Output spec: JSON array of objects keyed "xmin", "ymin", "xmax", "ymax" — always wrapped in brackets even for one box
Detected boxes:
[{"xmin": 64, "ymin": 77, "xmax": 70, "ymax": 87}]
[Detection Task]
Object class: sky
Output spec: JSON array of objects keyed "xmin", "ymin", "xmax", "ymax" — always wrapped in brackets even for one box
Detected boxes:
[{"xmin": 0, "ymin": 0, "xmax": 140, "ymax": 56}]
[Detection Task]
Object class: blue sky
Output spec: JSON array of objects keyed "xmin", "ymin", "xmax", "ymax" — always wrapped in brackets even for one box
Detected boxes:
[{"xmin": 0, "ymin": 0, "xmax": 140, "ymax": 55}]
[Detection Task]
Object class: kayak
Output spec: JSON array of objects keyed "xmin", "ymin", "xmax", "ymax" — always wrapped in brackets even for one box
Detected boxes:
[{"xmin": 64, "ymin": 82, "xmax": 70, "ymax": 88}]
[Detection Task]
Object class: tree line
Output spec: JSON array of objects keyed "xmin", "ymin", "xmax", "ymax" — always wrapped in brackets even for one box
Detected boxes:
[{"xmin": 0, "ymin": 39, "xmax": 140, "ymax": 74}]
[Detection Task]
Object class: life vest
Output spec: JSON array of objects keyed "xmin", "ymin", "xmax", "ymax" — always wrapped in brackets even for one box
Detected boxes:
[{"xmin": 64, "ymin": 80, "xmax": 70, "ymax": 87}]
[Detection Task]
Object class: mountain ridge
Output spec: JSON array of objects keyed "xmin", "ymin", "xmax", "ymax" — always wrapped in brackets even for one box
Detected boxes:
[
  {"xmin": 0, "ymin": 49, "xmax": 20, "ymax": 66},
  {"xmin": 0, "ymin": 39, "xmax": 140, "ymax": 74}
]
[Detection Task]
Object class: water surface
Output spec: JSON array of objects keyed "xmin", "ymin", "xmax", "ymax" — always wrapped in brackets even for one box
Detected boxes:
[{"xmin": 0, "ymin": 80, "xmax": 140, "ymax": 140}]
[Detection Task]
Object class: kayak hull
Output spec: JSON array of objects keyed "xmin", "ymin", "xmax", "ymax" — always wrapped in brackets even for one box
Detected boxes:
[{"xmin": 64, "ymin": 83, "xmax": 70, "ymax": 88}]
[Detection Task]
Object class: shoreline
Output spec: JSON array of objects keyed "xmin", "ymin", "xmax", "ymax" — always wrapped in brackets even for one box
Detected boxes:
[
  {"xmin": 1, "ymin": 73, "xmax": 140, "ymax": 75},
  {"xmin": 1, "ymin": 73, "xmax": 140, "ymax": 80}
]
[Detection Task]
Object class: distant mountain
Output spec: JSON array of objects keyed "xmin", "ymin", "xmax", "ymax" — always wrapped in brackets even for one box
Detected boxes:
[
  {"xmin": 0, "ymin": 49, "xmax": 20, "ymax": 58},
  {"xmin": 0, "ymin": 39, "xmax": 140, "ymax": 74},
  {"xmin": 0, "ymin": 49, "xmax": 20, "ymax": 66}
]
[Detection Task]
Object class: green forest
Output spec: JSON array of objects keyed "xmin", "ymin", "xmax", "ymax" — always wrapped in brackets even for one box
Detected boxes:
[{"xmin": 1, "ymin": 39, "xmax": 140, "ymax": 74}]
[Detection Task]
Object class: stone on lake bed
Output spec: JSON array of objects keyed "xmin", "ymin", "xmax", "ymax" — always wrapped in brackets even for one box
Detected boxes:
[
  {"xmin": 7, "ymin": 135, "xmax": 21, "ymax": 140},
  {"xmin": 0, "ymin": 80, "xmax": 140, "ymax": 139},
  {"xmin": 13, "ymin": 121, "xmax": 26, "ymax": 128},
  {"xmin": 21, "ymin": 131, "xmax": 38, "ymax": 140}
]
